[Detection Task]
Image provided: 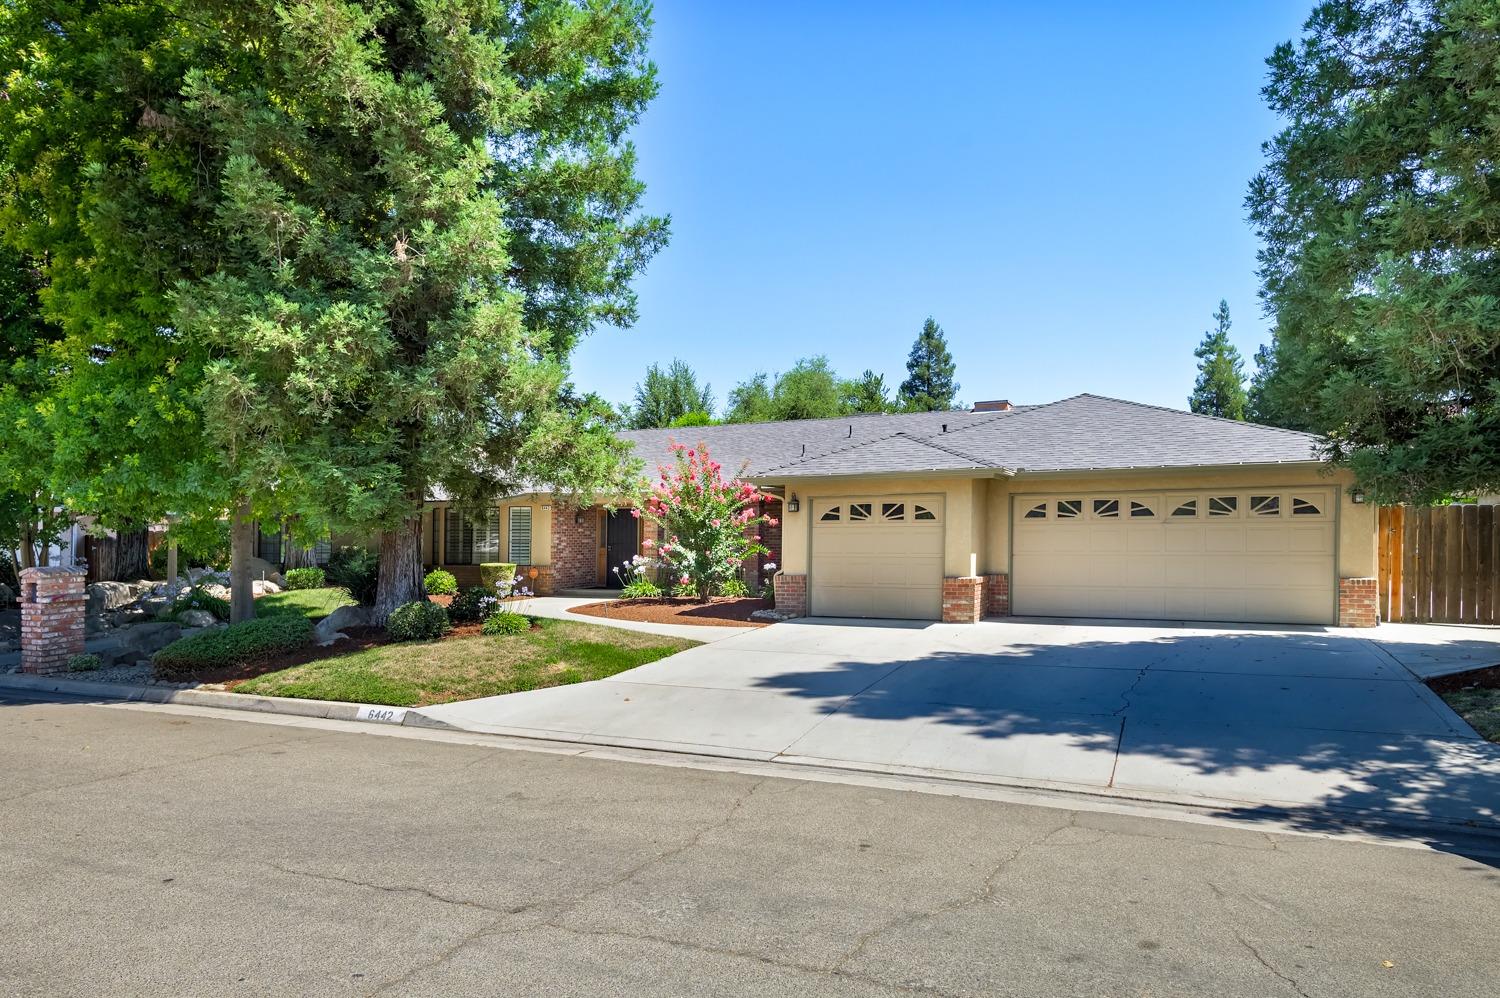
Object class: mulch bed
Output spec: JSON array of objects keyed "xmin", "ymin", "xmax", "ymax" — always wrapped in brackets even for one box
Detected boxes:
[
  {"xmin": 568, "ymin": 597, "xmax": 770, "ymax": 628},
  {"xmin": 1426, "ymin": 662, "xmax": 1500, "ymax": 695}
]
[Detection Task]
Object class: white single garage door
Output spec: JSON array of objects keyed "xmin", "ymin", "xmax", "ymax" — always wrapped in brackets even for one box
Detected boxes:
[
  {"xmin": 811, "ymin": 496, "xmax": 944, "ymax": 619},
  {"xmin": 1011, "ymin": 488, "xmax": 1336, "ymax": 625}
]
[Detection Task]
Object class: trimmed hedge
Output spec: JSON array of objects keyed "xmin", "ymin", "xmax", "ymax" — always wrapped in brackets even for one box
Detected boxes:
[
  {"xmin": 284, "ymin": 567, "xmax": 326, "ymax": 590},
  {"xmin": 153, "ymin": 615, "xmax": 314, "ymax": 679},
  {"xmin": 424, "ymin": 569, "xmax": 458, "ymax": 595},
  {"xmin": 479, "ymin": 562, "xmax": 518, "ymax": 589},
  {"xmin": 387, "ymin": 601, "xmax": 450, "ymax": 641}
]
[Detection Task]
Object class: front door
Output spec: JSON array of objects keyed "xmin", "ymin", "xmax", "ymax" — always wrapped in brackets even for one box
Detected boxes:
[{"xmin": 604, "ymin": 510, "xmax": 638, "ymax": 587}]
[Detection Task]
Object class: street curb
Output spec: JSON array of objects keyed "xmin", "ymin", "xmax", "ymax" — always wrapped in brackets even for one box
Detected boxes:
[{"xmin": 0, "ymin": 671, "xmax": 458, "ymax": 730}]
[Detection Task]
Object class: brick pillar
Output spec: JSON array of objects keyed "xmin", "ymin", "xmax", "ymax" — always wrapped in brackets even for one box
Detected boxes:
[
  {"xmin": 942, "ymin": 576, "xmax": 983, "ymax": 623},
  {"xmin": 773, "ymin": 572, "xmax": 806, "ymax": 617},
  {"xmin": 19, "ymin": 565, "xmax": 88, "ymax": 675},
  {"xmin": 982, "ymin": 573, "xmax": 1010, "ymax": 616},
  {"xmin": 1337, "ymin": 577, "xmax": 1378, "ymax": 627}
]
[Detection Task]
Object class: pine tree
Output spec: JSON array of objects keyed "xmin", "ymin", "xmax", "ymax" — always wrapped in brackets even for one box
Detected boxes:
[
  {"xmin": 1188, "ymin": 301, "xmax": 1248, "ymax": 420},
  {"xmin": 840, "ymin": 370, "xmax": 891, "ymax": 414},
  {"xmin": 627, "ymin": 360, "xmax": 714, "ymax": 428},
  {"xmin": 898, "ymin": 318, "xmax": 959, "ymax": 412}
]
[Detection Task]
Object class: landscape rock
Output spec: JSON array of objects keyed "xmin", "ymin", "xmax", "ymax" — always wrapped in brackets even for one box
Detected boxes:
[
  {"xmin": 314, "ymin": 605, "xmax": 370, "ymax": 646},
  {"xmin": 178, "ymin": 609, "xmax": 218, "ymax": 628},
  {"xmin": 749, "ymin": 608, "xmax": 799, "ymax": 623},
  {"xmin": 87, "ymin": 581, "xmax": 140, "ymax": 615}
]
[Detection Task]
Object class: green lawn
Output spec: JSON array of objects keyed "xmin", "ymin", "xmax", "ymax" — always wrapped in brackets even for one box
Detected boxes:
[
  {"xmin": 233, "ymin": 617, "xmax": 697, "ymax": 707},
  {"xmin": 1440, "ymin": 688, "xmax": 1500, "ymax": 742},
  {"xmin": 257, "ymin": 587, "xmax": 356, "ymax": 620}
]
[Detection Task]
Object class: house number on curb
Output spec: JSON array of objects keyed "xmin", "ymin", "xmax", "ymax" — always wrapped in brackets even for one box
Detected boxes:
[{"xmin": 355, "ymin": 706, "xmax": 407, "ymax": 724}]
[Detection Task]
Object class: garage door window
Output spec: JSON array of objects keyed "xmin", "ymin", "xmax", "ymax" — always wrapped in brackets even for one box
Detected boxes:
[
  {"xmin": 881, "ymin": 502, "xmax": 905, "ymax": 520},
  {"xmin": 1292, "ymin": 496, "xmax": 1323, "ymax": 516},
  {"xmin": 1057, "ymin": 499, "xmax": 1082, "ymax": 519},
  {"xmin": 1024, "ymin": 502, "xmax": 1047, "ymax": 519},
  {"xmin": 820, "ymin": 506, "xmax": 842, "ymax": 522},
  {"xmin": 1129, "ymin": 500, "xmax": 1155, "ymax": 518},
  {"xmin": 1092, "ymin": 498, "xmax": 1119, "ymax": 518},
  {"xmin": 1208, "ymin": 495, "xmax": 1238, "ymax": 517},
  {"xmin": 914, "ymin": 504, "xmax": 937, "ymax": 521},
  {"xmin": 1171, "ymin": 498, "xmax": 1198, "ymax": 518},
  {"xmin": 1250, "ymin": 495, "xmax": 1280, "ymax": 516}
]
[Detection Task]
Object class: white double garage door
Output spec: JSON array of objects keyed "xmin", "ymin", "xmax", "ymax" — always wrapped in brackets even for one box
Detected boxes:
[{"xmin": 809, "ymin": 488, "xmax": 1338, "ymax": 625}]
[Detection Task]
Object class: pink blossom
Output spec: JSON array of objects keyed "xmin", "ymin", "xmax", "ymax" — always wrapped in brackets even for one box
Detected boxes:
[
  {"xmin": 630, "ymin": 508, "xmax": 640, "ymax": 519},
  {"xmin": 642, "ymin": 538, "xmax": 654, "ymax": 548},
  {"xmin": 680, "ymin": 575, "xmax": 689, "ymax": 585}
]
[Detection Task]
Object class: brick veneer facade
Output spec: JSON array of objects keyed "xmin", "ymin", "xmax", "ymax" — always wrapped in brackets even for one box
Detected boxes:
[
  {"xmin": 1337, "ymin": 577, "xmax": 1378, "ymax": 628},
  {"xmin": 942, "ymin": 576, "xmax": 984, "ymax": 623},
  {"xmin": 982, "ymin": 573, "xmax": 1009, "ymax": 616},
  {"xmin": 550, "ymin": 504, "xmax": 600, "ymax": 590},
  {"xmin": 773, "ymin": 572, "xmax": 807, "ymax": 617},
  {"xmin": 18, "ymin": 565, "xmax": 88, "ymax": 675}
]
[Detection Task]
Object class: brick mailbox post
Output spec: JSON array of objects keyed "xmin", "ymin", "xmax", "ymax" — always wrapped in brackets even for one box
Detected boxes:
[{"xmin": 19, "ymin": 565, "xmax": 88, "ymax": 675}]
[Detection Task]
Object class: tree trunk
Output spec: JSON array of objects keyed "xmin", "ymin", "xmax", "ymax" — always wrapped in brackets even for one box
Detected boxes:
[
  {"xmin": 374, "ymin": 504, "xmax": 425, "ymax": 625},
  {"xmin": 282, "ymin": 521, "xmax": 316, "ymax": 570},
  {"xmin": 112, "ymin": 525, "xmax": 150, "ymax": 580},
  {"xmin": 229, "ymin": 500, "xmax": 256, "ymax": 625},
  {"xmin": 18, "ymin": 524, "xmax": 36, "ymax": 569}
]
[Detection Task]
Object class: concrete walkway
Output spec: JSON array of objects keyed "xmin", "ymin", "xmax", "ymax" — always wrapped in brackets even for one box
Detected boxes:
[{"xmin": 419, "ymin": 616, "xmax": 1500, "ymax": 832}]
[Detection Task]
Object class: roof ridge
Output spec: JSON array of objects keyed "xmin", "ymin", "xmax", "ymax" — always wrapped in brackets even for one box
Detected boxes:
[
  {"xmin": 756, "ymin": 427, "xmax": 919, "ymax": 474},
  {"xmin": 926, "ymin": 394, "xmax": 1084, "ymax": 440},
  {"xmin": 1071, "ymin": 393, "xmax": 1322, "ymax": 441},
  {"xmin": 757, "ymin": 427, "xmax": 999, "ymax": 475}
]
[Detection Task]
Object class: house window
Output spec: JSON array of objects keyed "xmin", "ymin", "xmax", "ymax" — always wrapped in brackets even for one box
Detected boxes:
[
  {"xmin": 913, "ymin": 504, "xmax": 937, "ymax": 521},
  {"xmin": 1056, "ymin": 499, "xmax": 1082, "ymax": 519},
  {"xmin": 1208, "ymin": 496, "xmax": 1238, "ymax": 517},
  {"xmin": 1024, "ymin": 502, "xmax": 1047, "ymax": 519},
  {"xmin": 881, "ymin": 502, "xmax": 905, "ymax": 521},
  {"xmin": 849, "ymin": 503, "xmax": 872, "ymax": 521},
  {"xmin": 1291, "ymin": 497, "xmax": 1322, "ymax": 516},
  {"xmin": 1092, "ymin": 498, "xmax": 1119, "ymax": 518},
  {"xmin": 445, "ymin": 507, "xmax": 500, "ymax": 564},
  {"xmin": 820, "ymin": 506, "xmax": 841, "ymax": 522},
  {"xmin": 1129, "ymin": 501, "xmax": 1155, "ymax": 518},
  {"xmin": 1250, "ymin": 495, "xmax": 1280, "ymax": 517},
  {"xmin": 508, "ymin": 507, "xmax": 533, "ymax": 564},
  {"xmin": 1170, "ymin": 499, "xmax": 1197, "ymax": 518}
]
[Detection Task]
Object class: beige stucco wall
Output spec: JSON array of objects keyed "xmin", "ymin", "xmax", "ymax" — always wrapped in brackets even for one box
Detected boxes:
[{"xmin": 771, "ymin": 464, "xmax": 1377, "ymax": 583}]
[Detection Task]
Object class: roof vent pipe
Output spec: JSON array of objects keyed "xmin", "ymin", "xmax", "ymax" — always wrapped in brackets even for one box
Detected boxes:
[{"xmin": 941, "ymin": 423, "xmax": 948, "ymax": 433}]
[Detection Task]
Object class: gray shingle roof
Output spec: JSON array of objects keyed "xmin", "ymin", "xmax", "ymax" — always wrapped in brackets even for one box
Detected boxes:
[{"xmin": 619, "ymin": 395, "xmax": 1322, "ymax": 479}]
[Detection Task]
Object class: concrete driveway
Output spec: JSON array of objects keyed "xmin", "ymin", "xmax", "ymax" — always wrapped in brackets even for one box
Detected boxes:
[{"xmin": 420, "ymin": 617, "xmax": 1500, "ymax": 830}]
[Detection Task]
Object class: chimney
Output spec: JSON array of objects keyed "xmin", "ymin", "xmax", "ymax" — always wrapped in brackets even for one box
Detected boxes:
[{"xmin": 972, "ymin": 399, "xmax": 1012, "ymax": 412}]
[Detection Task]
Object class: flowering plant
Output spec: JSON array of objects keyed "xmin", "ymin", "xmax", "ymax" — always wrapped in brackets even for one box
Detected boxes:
[{"xmin": 633, "ymin": 441, "xmax": 778, "ymax": 602}]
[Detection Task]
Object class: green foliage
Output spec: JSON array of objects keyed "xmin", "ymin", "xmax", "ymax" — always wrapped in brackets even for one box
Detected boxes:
[
  {"xmin": 718, "ymin": 578, "xmax": 750, "ymax": 598},
  {"xmin": 67, "ymin": 654, "xmax": 102, "ymax": 673},
  {"xmin": 149, "ymin": 519, "xmax": 232, "ymax": 577},
  {"xmin": 840, "ymin": 370, "xmax": 893, "ymax": 414},
  {"xmin": 448, "ymin": 587, "xmax": 500, "ymax": 624},
  {"xmin": 1188, "ymin": 301, "xmax": 1248, "ymax": 420},
  {"xmin": 670, "ymin": 582, "xmax": 698, "ymax": 598},
  {"xmin": 898, "ymin": 318, "xmax": 960, "ymax": 411},
  {"xmin": 481, "ymin": 610, "xmax": 531, "ymax": 636},
  {"xmin": 153, "ymin": 615, "xmax": 313, "ymax": 679},
  {"xmin": 725, "ymin": 373, "xmax": 776, "ymax": 424},
  {"xmin": 326, "ymin": 547, "xmax": 379, "ymax": 606},
  {"xmin": 668, "ymin": 411, "xmax": 716, "ymax": 428},
  {"xmin": 479, "ymin": 564, "xmax": 519, "ymax": 590},
  {"xmin": 168, "ymin": 586, "xmax": 232, "ymax": 623},
  {"xmin": 1248, "ymin": 0, "xmax": 1500, "ymax": 502},
  {"xmin": 619, "ymin": 576, "xmax": 663, "ymax": 599},
  {"xmin": 628, "ymin": 360, "xmax": 714, "ymax": 428},
  {"xmin": 387, "ymin": 601, "xmax": 451, "ymax": 642},
  {"xmin": 725, "ymin": 357, "xmax": 850, "ymax": 423},
  {"xmin": 284, "ymin": 567, "xmax": 326, "ymax": 591},
  {"xmin": 257, "ymin": 587, "xmax": 356, "ymax": 620},
  {"xmin": 423, "ymin": 569, "xmax": 458, "ymax": 596}
]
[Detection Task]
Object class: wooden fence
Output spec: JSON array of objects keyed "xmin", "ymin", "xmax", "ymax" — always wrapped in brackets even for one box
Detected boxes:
[{"xmin": 1378, "ymin": 505, "xmax": 1500, "ymax": 624}]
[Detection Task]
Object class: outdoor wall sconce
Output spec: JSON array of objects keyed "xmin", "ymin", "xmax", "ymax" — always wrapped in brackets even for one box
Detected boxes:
[
  {"xmin": 574, "ymin": 508, "xmax": 586, "ymax": 524},
  {"xmin": 787, "ymin": 493, "xmax": 800, "ymax": 513},
  {"xmin": 1350, "ymin": 489, "xmax": 1366, "ymax": 504}
]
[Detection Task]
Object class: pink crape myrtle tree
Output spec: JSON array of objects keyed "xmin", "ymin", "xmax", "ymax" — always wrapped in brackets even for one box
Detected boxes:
[{"xmin": 633, "ymin": 442, "xmax": 778, "ymax": 602}]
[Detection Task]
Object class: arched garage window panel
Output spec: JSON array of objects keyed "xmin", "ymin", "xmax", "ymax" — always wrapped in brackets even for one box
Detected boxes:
[
  {"xmin": 1208, "ymin": 496, "xmax": 1238, "ymax": 517},
  {"xmin": 1092, "ymin": 498, "xmax": 1119, "ymax": 518},
  {"xmin": 1129, "ymin": 500, "xmax": 1155, "ymax": 518},
  {"xmin": 913, "ymin": 504, "xmax": 937, "ymax": 521},
  {"xmin": 1250, "ymin": 495, "xmax": 1280, "ymax": 516},
  {"xmin": 1056, "ymin": 499, "xmax": 1082, "ymax": 519},
  {"xmin": 849, "ymin": 503, "xmax": 872, "ymax": 521},
  {"xmin": 1171, "ymin": 498, "xmax": 1198, "ymax": 518},
  {"xmin": 1024, "ymin": 502, "xmax": 1047, "ymax": 519},
  {"xmin": 820, "ymin": 506, "xmax": 842, "ymax": 522},
  {"xmin": 1292, "ymin": 497, "xmax": 1322, "ymax": 516},
  {"xmin": 881, "ymin": 503, "xmax": 905, "ymax": 521}
]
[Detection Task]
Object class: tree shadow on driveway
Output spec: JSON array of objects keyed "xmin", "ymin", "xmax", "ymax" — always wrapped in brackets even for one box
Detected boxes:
[{"xmin": 749, "ymin": 627, "xmax": 1500, "ymax": 866}]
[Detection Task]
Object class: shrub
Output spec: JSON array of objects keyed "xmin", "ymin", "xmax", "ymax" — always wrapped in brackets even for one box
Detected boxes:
[
  {"xmin": 481, "ymin": 610, "xmax": 530, "ymax": 636},
  {"xmin": 479, "ymin": 562, "xmax": 518, "ymax": 589},
  {"xmin": 326, "ymin": 546, "xmax": 379, "ymax": 605},
  {"xmin": 448, "ymin": 586, "xmax": 499, "ymax": 623},
  {"xmin": 153, "ymin": 615, "xmax": 313, "ymax": 679},
  {"xmin": 387, "ymin": 600, "xmax": 451, "ymax": 641},
  {"xmin": 671, "ymin": 582, "xmax": 697, "ymax": 598},
  {"xmin": 168, "ymin": 585, "xmax": 231, "ymax": 622},
  {"xmin": 284, "ymin": 567, "xmax": 326, "ymax": 590},
  {"xmin": 424, "ymin": 569, "xmax": 458, "ymax": 595},
  {"xmin": 620, "ymin": 576, "xmax": 663, "ymax": 600},
  {"xmin": 718, "ymin": 578, "xmax": 750, "ymax": 598},
  {"xmin": 67, "ymin": 653, "xmax": 101, "ymax": 672}
]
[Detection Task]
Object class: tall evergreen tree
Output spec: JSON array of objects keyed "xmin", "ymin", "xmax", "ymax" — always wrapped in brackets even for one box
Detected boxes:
[
  {"xmin": 898, "ymin": 318, "xmax": 959, "ymax": 411},
  {"xmin": 1248, "ymin": 0, "xmax": 1500, "ymax": 503},
  {"xmin": 1188, "ymin": 301, "xmax": 1248, "ymax": 420},
  {"xmin": 627, "ymin": 360, "xmax": 713, "ymax": 428}
]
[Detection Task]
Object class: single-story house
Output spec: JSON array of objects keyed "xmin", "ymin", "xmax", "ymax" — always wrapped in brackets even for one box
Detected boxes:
[{"xmin": 420, "ymin": 393, "xmax": 1378, "ymax": 628}]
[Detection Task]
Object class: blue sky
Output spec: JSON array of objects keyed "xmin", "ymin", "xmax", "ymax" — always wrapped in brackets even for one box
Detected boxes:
[{"xmin": 568, "ymin": 1, "xmax": 1313, "ymax": 414}]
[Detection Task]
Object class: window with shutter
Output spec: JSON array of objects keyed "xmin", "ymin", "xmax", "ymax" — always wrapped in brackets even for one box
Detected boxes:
[{"xmin": 509, "ymin": 507, "xmax": 533, "ymax": 564}]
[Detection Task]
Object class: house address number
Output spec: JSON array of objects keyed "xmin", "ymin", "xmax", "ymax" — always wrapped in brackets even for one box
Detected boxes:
[{"xmin": 355, "ymin": 705, "xmax": 408, "ymax": 724}]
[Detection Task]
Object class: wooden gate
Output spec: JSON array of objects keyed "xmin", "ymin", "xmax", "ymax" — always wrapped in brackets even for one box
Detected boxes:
[{"xmin": 1379, "ymin": 505, "xmax": 1500, "ymax": 624}]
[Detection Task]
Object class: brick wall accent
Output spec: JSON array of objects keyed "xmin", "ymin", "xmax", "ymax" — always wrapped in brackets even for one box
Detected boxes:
[
  {"xmin": 1337, "ymin": 577, "xmax": 1378, "ymax": 628},
  {"xmin": 550, "ymin": 504, "xmax": 600, "ymax": 590},
  {"xmin": 942, "ymin": 576, "xmax": 983, "ymax": 624},
  {"xmin": 982, "ymin": 573, "xmax": 1010, "ymax": 616},
  {"xmin": 773, "ymin": 572, "xmax": 807, "ymax": 617},
  {"xmin": 19, "ymin": 566, "xmax": 88, "ymax": 675}
]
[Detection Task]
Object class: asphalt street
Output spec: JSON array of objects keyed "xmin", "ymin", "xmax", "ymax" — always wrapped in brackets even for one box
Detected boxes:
[{"xmin": 2, "ymin": 693, "xmax": 1497, "ymax": 997}]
